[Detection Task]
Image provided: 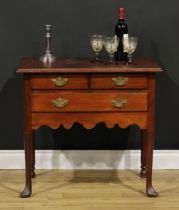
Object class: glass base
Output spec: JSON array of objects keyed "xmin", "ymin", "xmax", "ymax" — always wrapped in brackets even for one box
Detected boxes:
[{"xmin": 40, "ymin": 53, "xmax": 56, "ymax": 64}]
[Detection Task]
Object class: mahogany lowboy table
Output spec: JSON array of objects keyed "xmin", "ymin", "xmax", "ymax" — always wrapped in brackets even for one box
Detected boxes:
[{"xmin": 17, "ymin": 58, "xmax": 162, "ymax": 198}]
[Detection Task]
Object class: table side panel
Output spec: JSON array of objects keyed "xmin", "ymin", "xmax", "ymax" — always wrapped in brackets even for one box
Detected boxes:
[{"xmin": 31, "ymin": 112, "xmax": 148, "ymax": 130}]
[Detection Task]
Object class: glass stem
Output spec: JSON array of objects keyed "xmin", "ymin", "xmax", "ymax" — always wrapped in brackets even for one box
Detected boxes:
[
  {"xmin": 127, "ymin": 53, "xmax": 132, "ymax": 64},
  {"xmin": 109, "ymin": 53, "xmax": 114, "ymax": 64},
  {"xmin": 95, "ymin": 52, "xmax": 99, "ymax": 62}
]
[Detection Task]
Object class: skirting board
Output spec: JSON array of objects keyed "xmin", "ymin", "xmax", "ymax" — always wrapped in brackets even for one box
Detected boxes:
[{"xmin": 0, "ymin": 150, "xmax": 179, "ymax": 169}]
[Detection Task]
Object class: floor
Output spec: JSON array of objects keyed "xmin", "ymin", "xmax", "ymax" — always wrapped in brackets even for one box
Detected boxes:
[{"xmin": 0, "ymin": 170, "xmax": 179, "ymax": 210}]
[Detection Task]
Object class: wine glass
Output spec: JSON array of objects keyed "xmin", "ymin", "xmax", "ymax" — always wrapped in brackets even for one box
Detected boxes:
[
  {"xmin": 123, "ymin": 36, "xmax": 138, "ymax": 64},
  {"xmin": 90, "ymin": 35, "xmax": 104, "ymax": 62},
  {"xmin": 104, "ymin": 36, "xmax": 119, "ymax": 64}
]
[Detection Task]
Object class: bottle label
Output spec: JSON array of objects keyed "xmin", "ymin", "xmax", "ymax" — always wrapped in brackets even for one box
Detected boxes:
[
  {"xmin": 123, "ymin": 34, "xmax": 129, "ymax": 53},
  {"xmin": 123, "ymin": 34, "xmax": 129, "ymax": 40}
]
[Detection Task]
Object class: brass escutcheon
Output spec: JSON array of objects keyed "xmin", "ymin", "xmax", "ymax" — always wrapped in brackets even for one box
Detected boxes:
[
  {"xmin": 51, "ymin": 77, "xmax": 68, "ymax": 87},
  {"xmin": 52, "ymin": 97, "xmax": 69, "ymax": 108},
  {"xmin": 112, "ymin": 98, "xmax": 128, "ymax": 108},
  {"xmin": 112, "ymin": 76, "xmax": 128, "ymax": 86}
]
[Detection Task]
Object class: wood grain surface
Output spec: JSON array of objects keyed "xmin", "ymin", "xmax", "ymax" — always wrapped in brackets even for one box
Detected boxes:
[
  {"xmin": 16, "ymin": 58, "xmax": 162, "ymax": 73},
  {"xmin": 31, "ymin": 75, "xmax": 88, "ymax": 89},
  {"xmin": 31, "ymin": 112, "xmax": 148, "ymax": 130},
  {"xmin": 91, "ymin": 74, "xmax": 148, "ymax": 89},
  {"xmin": 31, "ymin": 92, "xmax": 148, "ymax": 112}
]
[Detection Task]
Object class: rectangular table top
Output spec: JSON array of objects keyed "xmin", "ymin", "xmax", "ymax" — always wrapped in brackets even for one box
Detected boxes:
[{"xmin": 17, "ymin": 57, "xmax": 162, "ymax": 74}]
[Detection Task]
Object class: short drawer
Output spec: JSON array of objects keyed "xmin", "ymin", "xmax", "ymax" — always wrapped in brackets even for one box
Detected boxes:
[
  {"xmin": 91, "ymin": 74, "xmax": 148, "ymax": 89},
  {"xmin": 31, "ymin": 75, "xmax": 88, "ymax": 89},
  {"xmin": 31, "ymin": 92, "xmax": 148, "ymax": 112}
]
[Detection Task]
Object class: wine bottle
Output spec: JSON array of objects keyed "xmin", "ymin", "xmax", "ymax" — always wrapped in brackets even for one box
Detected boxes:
[{"xmin": 115, "ymin": 8, "xmax": 128, "ymax": 61}]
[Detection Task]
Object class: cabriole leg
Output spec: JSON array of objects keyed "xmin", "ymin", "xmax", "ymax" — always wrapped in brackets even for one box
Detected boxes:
[
  {"xmin": 146, "ymin": 130, "xmax": 158, "ymax": 197},
  {"xmin": 20, "ymin": 132, "xmax": 32, "ymax": 198},
  {"xmin": 31, "ymin": 131, "xmax": 36, "ymax": 178},
  {"xmin": 140, "ymin": 130, "xmax": 147, "ymax": 178}
]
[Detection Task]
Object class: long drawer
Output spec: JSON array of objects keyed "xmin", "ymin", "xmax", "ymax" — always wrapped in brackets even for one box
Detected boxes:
[
  {"xmin": 91, "ymin": 74, "xmax": 148, "ymax": 89},
  {"xmin": 31, "ymin": 92, "xmax": 148, "ymax": 112},
  {"xmin": 31, "ymin": 75, "xmax": 88, "ymax": 89}
]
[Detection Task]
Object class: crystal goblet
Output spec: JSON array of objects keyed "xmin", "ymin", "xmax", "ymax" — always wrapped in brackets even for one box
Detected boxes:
[
  {"xmin": 123, "ymin": 36, "xmax": 138, "ymax": 64},
  {"xmin": 104, "ymin": 36, "xmax": 119, "ymax": 64},
  {"xmin": 90, "ymin": 35, "xmax": 104, "ymax": 62}
]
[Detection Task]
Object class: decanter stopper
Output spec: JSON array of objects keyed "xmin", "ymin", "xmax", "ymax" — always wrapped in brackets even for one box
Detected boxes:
[{"xmin": 40, "ymin": 24, "xmax": 56, "ymax": 63}]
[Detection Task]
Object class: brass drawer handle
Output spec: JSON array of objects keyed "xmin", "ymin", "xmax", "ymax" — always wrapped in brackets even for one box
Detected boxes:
[
  {"xmin": 112, "ymin": 76, "xmax": 128, "ymax": 86},
  {"xmin": 51, "ymin": 77, "xmax": 68, "ymax": 87},
  {"xmin": 112, "ymin": 98, "xmax": 128, "ymax": 108},
  {"xmin": 52, "ymin": 97, "xmax": 69, "ymax": 108}
]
